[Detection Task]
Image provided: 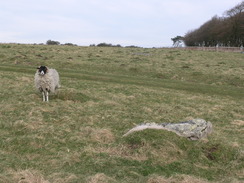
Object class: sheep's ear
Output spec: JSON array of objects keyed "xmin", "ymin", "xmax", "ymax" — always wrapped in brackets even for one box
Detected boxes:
[{"xmin": 37, "ymin": 67, "xmax": 40, "ymax": 69}]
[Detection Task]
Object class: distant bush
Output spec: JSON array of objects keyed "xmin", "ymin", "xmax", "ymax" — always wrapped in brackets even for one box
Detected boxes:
[
  {"xmin": 96, "ymin": 43, "xmax": 122, "ymax": 47},
  {"xmin": 64, "ymin": 43, "xmax": 77, "ymax": 46},
  {"xmin": 1, "ymin": 45, "xmax": 11, "ymax": 49},
  {"xmin": 125, "ymin": 45, "xmax": 141, "ymax": 48},
  {"xmin": 114, "ymin": 44, "xmax": 122, "ymax": 47},
  {"xmin": 89, "ymin": 43, "xmax": 141, "ymax": 48},
  {"xmin": 46, "ymin": 40, "xmax": 60, "ymax": 45}
]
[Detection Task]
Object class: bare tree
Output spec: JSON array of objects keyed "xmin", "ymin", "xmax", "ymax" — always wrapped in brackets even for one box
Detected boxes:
[
  {"xmin": 184, "ymin": 1, "xmax": 244, "ymax": 47},
  {"xmin": 225, "ymin": 1, "xmax": 244, "ymax": 46}
]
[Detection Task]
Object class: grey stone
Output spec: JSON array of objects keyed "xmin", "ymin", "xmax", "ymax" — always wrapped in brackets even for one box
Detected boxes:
[{"xmin": 123, "ymin": 119, "xmax": 213, "ymax": 140}]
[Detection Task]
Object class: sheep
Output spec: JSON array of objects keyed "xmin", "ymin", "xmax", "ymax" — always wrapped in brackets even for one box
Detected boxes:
[{"xmin": 34, "ymin": 66, "xmax": 60, "ymax": 102}]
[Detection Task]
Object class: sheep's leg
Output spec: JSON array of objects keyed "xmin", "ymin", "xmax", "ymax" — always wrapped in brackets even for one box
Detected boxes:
[
  {"xmin": 42, "ymin": 92, "xmax": 45, "ymax": 102},
  {"xmin": 46, "ymin": 91, "xmax": 49, "ymax": 102}
]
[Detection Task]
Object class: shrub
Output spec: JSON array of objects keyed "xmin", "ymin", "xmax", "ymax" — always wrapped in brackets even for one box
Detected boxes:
[
  {"xmin": 46, "ymin": 40, "xmax": 60, "ymax": 45},
  {"xmin": 97, "ymin": 43, "xmax": 122, "ymax": 47},
  {"xmin": 64, "ymin": 43, "xmax": 77, "ymax": 46}
]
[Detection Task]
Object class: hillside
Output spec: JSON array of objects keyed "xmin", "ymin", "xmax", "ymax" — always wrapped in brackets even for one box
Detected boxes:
[{"xmin": 0, "ymin": 44, "xmax": 243, "ymax": 182}]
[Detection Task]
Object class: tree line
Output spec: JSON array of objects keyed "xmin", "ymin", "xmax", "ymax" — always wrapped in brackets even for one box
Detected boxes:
[
  {"xmin": 183, "ymin": 1, "xmax": 244, "ymax": 47},
  {"xmin": 46, "ymin": 40, "xmax": 141, "ymax": 48}
]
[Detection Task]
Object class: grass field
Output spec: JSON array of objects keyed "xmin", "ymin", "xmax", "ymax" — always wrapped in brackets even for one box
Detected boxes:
[{"xmin": 0, "ymin": 44, "xmax": 243, "ymax": 183}]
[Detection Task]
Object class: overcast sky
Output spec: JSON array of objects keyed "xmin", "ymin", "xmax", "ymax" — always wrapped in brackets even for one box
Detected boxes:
[{"xmin": 0, "ymin": 0, "xmax": 242, "ymax": 47}]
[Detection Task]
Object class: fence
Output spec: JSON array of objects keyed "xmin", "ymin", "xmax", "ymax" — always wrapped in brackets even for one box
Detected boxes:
[{"xmin": 171, "ymin": 46, "xmax": 244, "ymax": 53}]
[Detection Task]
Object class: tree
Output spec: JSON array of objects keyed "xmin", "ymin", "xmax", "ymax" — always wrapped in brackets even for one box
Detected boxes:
[
  {"xmin": 184, "ymin": 1, "xmax": 244, "ymax": 47},
  {"xmin": 224, "ymin": 1, "xmax": 244, "ymax": 46},
  {"xmin": 46, "ymin": 40, "xmax": 60, "ymax": 45},
  {"xmin": 171, "ymin": 36, "xmax": 184, "ymax": 47},
  {"xmin": 64, "ymin": 43, "xmax": 77, "ymax": 46},
  {"xmin": 96, "ymin": 43, "xmax": 122, "ymax": 47}
]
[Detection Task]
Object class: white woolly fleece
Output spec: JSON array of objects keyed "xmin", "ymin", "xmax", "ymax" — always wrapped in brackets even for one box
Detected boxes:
[{"xmin": 34, "ymin": 68, "xmax": 60, "ymax": 93}]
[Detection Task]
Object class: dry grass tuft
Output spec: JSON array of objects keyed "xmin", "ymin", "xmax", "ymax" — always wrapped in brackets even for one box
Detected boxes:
[
  {"xmin": 231, "ymin": 120, "xmax": 244, "ymax": 126},
  {"xmin": 12, "ymin": 169, "xmax": 49, "ymax": 183},
  {"xmin": 78, "ymin": 127, "xmax": 115, "ymax": 144},
  {"xmin": 147, "ymin": 176, "xmax": 173, "ymax": 183},
  {"xmin": 86, "ymin": 173, "xmax": 115, "ymax": 183},
  {"xmin": 20, "ymin": 76, "xmax": 32, "ymax": 83},
  {"xmin": 13, "ymin": 120, "xmax": 44, "ymax": 131},
  {"xmin": 147, "ymin": 174, "xmax": 209, "ymax": 183},
  {"xmin": 84, "ymin": 145, "xmax": 148, "ymax": 161},
  {"xmin": 85, "ymin": 139, "xmax": 185, "ymax": 163},
  {"xmin": 49, "ymin": 173, "xmax": 78, "ymax": 183},
  {"xmin": 91, "ymin": 128, "xmax": 115, "ymax": 144}
]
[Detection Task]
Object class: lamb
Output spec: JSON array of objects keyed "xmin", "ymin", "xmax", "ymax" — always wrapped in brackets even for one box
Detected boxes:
[{"xmin": 34, "ymin": 66, "xmax": 60, "ymax": 102}]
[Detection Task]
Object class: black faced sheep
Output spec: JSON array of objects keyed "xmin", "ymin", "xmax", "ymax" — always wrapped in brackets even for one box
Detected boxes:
[{"xmin": 34, "ymin": 66, "xmax": 60, "ymax": 102}]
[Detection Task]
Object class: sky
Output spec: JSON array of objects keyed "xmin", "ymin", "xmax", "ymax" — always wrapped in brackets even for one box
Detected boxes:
[{"xmin": 0, "ymin": 0, "xmax": 242, "ymax": 47}]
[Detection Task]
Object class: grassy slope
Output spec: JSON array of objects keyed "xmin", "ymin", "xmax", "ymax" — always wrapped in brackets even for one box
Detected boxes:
[{"xmin": 0, "ymin": 44, "xmax": 243, "ymax": 182}]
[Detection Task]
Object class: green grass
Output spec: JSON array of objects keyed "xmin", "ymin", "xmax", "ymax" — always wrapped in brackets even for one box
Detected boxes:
[{"xmin": 0, "ymin": 44, "xmax": 243, "ymax": 182}]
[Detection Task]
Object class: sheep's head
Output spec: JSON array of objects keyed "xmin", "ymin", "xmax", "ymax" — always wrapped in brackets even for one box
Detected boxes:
[{"xmin": 37, "ymin": 66, "xmax": 48, "ymax": 76}]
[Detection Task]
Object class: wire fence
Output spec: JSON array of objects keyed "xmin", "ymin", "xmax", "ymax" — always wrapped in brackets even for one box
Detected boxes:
[{"xmin": 170, "ymin": 46, "xmax": 244, "ymax": 53}]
